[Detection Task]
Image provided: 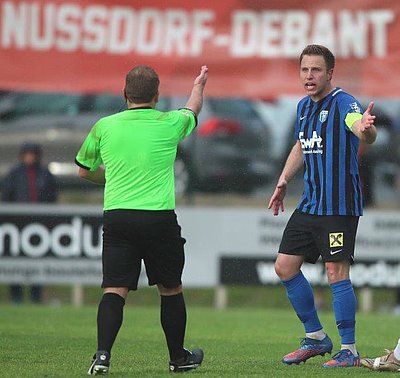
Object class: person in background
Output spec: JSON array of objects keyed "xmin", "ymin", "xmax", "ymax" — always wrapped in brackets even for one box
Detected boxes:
[
  {"xmin": 1, "ymin": 142, "xmax": 58, "ymax": 303},
  {"xmin": 268, "ymin": 44, "xmax": 377, "ymax": 368},
  {"xmin": 76, "ymin": 65, "xmax": 208, "ymax": 375},
  {"xmin": 361, "ymin": 338, "xmax": 400, "ymax": 372}
]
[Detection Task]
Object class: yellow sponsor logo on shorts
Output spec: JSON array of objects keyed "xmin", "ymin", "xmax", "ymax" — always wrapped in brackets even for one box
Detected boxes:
[{"xmin": 329, "ymin": 232, "xmax": 344, "ymax": 248}]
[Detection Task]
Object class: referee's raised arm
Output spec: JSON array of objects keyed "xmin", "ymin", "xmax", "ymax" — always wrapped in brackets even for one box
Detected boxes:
[{"xmin": 184, "ymin": 65, "xmax": 208, "ymax": 116}]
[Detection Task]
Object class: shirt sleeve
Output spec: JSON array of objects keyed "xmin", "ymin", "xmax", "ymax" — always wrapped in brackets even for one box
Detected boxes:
[
  {"xmin": 75, "ymin": 122, "xmax": 103, "ymax": 171},
  {"xmin": 341, "ymin": 97, "xmax": 363, "ymax": 131},
  {"xmin": 175, "ymin": 108, "xmax": 198, "ymax": 140}
]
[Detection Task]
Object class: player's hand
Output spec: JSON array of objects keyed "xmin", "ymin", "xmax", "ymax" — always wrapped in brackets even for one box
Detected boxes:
[
  {"xmin": 194, "ymin": 65, "xmax": 208, "ymax": 86},
  {"xmin": 360, "ymin": 101, "xmax": 376, "ymax": 132},
  {"xmin": 268, "ymin": 179, "xmax": 287, "ymax": 216}
]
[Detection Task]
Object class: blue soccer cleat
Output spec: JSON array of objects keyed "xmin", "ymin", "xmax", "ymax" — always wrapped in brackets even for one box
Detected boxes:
[
  {"xmin": 323, "ymin": 349, "xmax": 360, "ymax": 368},
  {"xmin": 282, "ymin": 335, "xmax": 333, "ymax": 364}
]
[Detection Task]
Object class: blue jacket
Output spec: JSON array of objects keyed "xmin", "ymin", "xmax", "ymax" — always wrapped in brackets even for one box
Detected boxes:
[{"xmin": 1, "ymin": 164, "xmax": 57, "ymax": 203}]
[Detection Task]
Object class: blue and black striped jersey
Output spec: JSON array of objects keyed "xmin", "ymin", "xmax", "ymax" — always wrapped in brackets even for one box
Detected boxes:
[{"xmin": 295, "ymin": 88, "xmax": 363, "ymax": 216}]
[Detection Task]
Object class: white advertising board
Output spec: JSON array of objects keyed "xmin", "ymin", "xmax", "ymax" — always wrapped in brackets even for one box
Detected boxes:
[{"xmin": 0, "ymin": 205, "xmax": 399, "ymax": 287}]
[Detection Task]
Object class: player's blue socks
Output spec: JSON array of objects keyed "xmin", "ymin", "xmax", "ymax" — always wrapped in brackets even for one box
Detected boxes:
[
  {"xmin": 330, "ymin": 279, "xmax": 356, "ymax": 344},
  {"xmin": 282, "ymin": 271, "xmax": 323, "ymax": 333}
]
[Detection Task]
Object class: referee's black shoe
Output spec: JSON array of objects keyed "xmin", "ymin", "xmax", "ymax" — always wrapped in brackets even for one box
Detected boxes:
[
  {"xmin": 87, "ymin": 350, "xmax": 110, "ymax": 375},
  {"xmin": 169, "ymin": 348, "xmax": 204, "ymax": 373}
]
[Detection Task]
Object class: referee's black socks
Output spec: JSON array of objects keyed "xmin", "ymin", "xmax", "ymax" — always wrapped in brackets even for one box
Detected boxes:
[
  {"xmin": 160, "ymin": 293, "xmax": 187, "ymax": 361},
  {"xmin": 97, "ymin": 292, "xmax": 126, "ymax": 353}
]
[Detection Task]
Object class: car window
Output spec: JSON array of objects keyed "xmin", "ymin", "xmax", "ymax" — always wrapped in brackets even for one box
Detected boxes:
[
  {"xmin": 88, "ymin": 94, "xmax": 126, "ymax": 113},
  {"xmin": 1, "ymin": 92, "xmax": 83, "ymax": 120},
  {"xmin": 207, "ymin": 98, "xmax": 260, "ymax": 120},
  {"xmin": 85, "ymin": 94, "xmax": 171, "ymax": 113}
]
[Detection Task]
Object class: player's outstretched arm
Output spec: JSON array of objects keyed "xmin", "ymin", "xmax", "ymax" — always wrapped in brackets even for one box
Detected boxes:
[
  {"xmin": 185, "ymin": 65, "xmax": 208, "ymax": 116},
  {"xmin": 268, "ymin": 142, "xmax": 303, "ymax": 216},
  {"xmin": 268, "ymin": 178, "xmax": 287, "ymax": 216}
]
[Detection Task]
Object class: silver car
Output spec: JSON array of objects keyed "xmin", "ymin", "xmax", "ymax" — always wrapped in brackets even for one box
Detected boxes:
[{"xmin": 0, "ymin": 91, "xmax": 275, "ymax": 195}]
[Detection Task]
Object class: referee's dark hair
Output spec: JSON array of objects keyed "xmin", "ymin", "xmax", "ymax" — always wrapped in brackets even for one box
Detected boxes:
[
  {"xmin": 124, "ymin": 65, "xmax": 160, "ymax": 104},
  {"xmin": 299, "ymin": 44, "xmax": 335, "ymax": 71}
]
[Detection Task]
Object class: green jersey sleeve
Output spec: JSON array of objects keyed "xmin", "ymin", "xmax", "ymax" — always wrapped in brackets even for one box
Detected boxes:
[
  {"xmin": 176, "ymin": 108, "xmax": 197, "ymax": 140},
  {"xmin": 75, "ymin": 122, "xmax": 103, "ymax": 171}
]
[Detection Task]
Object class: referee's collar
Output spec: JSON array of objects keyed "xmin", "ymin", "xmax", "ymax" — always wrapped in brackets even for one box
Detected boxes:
[{"xmin": 127, "ymin": 106, "xmax": 153, "ymax": 110}]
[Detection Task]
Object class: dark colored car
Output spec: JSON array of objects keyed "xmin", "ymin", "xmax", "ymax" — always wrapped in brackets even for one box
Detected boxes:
[
  {"xmin": 166, "ymin": 97, "xmax": 274, "ymax": 195},
  {"xmin": 0, "ymin": 91, "xmax": 275, "ymax": 196}
]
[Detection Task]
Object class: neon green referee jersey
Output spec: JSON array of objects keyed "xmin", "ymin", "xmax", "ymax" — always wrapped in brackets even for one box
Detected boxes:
[{"xmin": 75, "ymin": 107, "xmax": 197, "ymax": 210}]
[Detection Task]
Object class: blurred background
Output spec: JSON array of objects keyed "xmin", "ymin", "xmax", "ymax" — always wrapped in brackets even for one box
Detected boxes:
[{"xmin": 0, "ymin": 0, "xmax": 399, "ymax": 312}]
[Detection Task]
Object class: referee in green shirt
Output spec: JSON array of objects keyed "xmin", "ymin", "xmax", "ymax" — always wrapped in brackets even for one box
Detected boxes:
[{"xmin": 76, "ymin": 65, "xmax": 208, "ymax": 375}]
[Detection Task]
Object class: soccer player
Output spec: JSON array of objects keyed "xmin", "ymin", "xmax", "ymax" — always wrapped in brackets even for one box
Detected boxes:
[
  {"xmin": 361, "ymin": 338, "xmax": 400, "ymax": 372},
  {"xmin": 268, "ymin": 44, "xmax": 377, "ymax": 368},
  {"xmin": 75, "ymin": 65, "xmax": 208, "ymax": 375}
]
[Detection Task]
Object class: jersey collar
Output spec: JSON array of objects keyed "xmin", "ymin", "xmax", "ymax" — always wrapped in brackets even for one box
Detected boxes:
[{"xmin": 127, "ymin": 106, "xmax": 153, "ymax": 110}]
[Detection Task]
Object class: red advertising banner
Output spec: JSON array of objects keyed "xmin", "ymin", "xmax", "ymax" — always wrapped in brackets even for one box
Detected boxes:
[{"xmin": 0, "ymin": 0, "xmax": 399, "ymax": 98}]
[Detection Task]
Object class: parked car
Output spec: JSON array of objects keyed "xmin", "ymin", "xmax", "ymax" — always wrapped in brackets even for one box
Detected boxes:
[
  {"xmin": 0, "ymin": 91, "xmax": 124, "ymax": 189},
  {"xmin": 358, "ymin": 100, "xmax": 399, "ymax": 188},
  {"xmin": 0, "ymin": 91, "xmax": 275, "ymax": 196},
  {"xmin": 166, "ymin": 97, "xmax": 274, "ymax": 195}
]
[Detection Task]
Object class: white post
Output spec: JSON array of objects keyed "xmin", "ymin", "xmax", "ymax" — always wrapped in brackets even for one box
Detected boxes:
[
  {"xmin": 214, "ymin": 285, "xmax": 228, "ymax": 310},
  {"xmin": 72, "ymin": 284, "xmax": 84, "ymax": 307},
  {"xmin": 359, "ymin": 287, "xmax": 373, "ymax": 313}
]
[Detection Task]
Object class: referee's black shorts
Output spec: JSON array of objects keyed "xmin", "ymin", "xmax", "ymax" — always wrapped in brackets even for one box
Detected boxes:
[
  {"xmin": 279, "ymin": 209, "xmax": 359, "ymax": 264},
  {"xmin": 102, "ymin": 209, "xmax": 186, "ymax": 290}
]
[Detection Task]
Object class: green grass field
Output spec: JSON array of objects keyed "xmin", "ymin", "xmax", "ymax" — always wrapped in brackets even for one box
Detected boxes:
[{"xmin": 2, "ymin": 303, "xmax": 399, "ymax": 377}]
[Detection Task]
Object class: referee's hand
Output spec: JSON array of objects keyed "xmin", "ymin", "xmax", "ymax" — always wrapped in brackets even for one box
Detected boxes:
[{"xmin": 193, "ymin": 65, "xmax": 208, "ymax": 86}]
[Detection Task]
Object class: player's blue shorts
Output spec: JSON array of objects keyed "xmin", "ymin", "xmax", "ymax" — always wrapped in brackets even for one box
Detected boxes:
[
  {"xmin": 279, "ymin": 209, "xmax": 359, "ymax": 264},
  {"xmin": 102, "ymin": 209, "xmax": 186, "ymax": 290}
]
